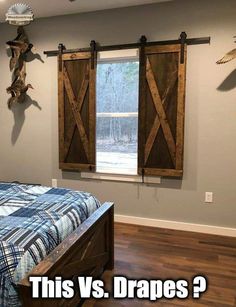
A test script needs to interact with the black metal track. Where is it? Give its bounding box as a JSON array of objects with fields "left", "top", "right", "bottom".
[{"left": 44, "top": 36, "right": 210, "bottom": 57}]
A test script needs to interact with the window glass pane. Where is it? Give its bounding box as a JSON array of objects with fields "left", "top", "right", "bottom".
[{"left": 96, "top": 59, "right": 139, "bottom": 175}]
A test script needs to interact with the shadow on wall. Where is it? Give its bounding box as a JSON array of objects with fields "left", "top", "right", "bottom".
[
  {"left": 11, "top": 95, "right": 42, "bottom": 145},
  {"left": 217, "top": 69, "right": 236, "bottom": 91},
  {"left": 6, "top": 46, "right": 44, "bottom": 144}
]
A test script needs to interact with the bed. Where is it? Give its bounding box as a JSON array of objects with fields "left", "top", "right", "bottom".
[{"left": 0, "top": 182, "right": 114, "bottom": 307}]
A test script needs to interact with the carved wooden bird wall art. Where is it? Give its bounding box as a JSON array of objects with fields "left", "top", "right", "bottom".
[
  {"left": 6, "top": 26, "right": 34, "bottom": 109},
  {"left": 217, "top": 48, "right": 236, "bottom": 64},
  {"left": 5, "top": 4, "right": 34, "bottom": 109},
  {"left": 216, "top": 38, "right": 236, "bottom": 64}
]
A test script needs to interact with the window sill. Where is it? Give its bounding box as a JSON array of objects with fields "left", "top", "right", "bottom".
[{"left": 81, "top": 172, "right": 161, "bottom": 184}]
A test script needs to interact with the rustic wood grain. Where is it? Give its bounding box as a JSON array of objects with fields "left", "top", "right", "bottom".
[
  {"left": 89, "top": 58, "right": 96, "bottom": 164},
  {"left": 84, "top": 223, "right": 236, "bottom": 307},
  {"left": 62, "top": 52, "right": 91, "bottom": 61},
  {"left": 58, "top": 56, "right": 65, "bottom": 164},
  {"left": 59, "top": 162, "right": 95, "bottom": 171},
  {"left": 146, "top": 57, "right": 176, "bottom": 166},
  {"left": 138, "top": 167, "right": 183, "bottom": 177},
  {"left": 144, "top": 116, "right": 161, "bottom": 164},
  {"left": 145, "top": 44, "right": 181, "bottom": 54},
  {"left": 176, "top": 45, "right": 187, "bottom": 170},
  {"left": 144, "top": 70, "right": 178, "bottom": 165},
  {"left": 63, "top": 66, "right": 90, "bottom": 159},
  {"left": 138, "top": 44, "right": 186, "bottom": 177},
  {"left": 137, "top": 41, "right": 147, "bottom": 175},
  {"left": 64, "top": 64, "right": 89, "bottom": 160},
  {"left": 58, "top": 49, "right": 96, "bottom": 171}
]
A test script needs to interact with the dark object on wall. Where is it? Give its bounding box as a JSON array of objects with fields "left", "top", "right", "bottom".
[
  {"left": 6, "top": 26, "right": 34, "bottom": 109},
  {"left": 18, "top": 202, "right": 114, "bottom": 307}
]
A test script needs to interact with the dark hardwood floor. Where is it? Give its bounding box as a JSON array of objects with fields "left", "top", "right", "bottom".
[{"left": 84, "top": 223, "right": 236, "bottom": 306}]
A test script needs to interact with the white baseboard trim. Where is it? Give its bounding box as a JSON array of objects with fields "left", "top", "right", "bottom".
[{"left": 115, "top": 214, "right": 236, "bottom": 237}]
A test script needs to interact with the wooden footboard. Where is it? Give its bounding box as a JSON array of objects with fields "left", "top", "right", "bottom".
[{"left": 18, "top": 202, "right": 114, "bottom": 307}]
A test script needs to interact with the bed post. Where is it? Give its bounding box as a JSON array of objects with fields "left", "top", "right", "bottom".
[{"left": 106, "top": 203, "right": 114, "bottom": 270}]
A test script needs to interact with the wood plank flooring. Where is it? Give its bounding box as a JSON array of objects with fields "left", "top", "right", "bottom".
[{"left": 84, "top": 223, "right": 236, "bottom": 306}]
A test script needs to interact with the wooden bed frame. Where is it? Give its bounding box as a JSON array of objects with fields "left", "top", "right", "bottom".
[{"left": 17, "top": 202, "right": 114, "bottom": 306}]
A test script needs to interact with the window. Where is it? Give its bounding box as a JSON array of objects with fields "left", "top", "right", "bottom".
[
  {"left": 96, "top": 50, "right": 139, "bottom": 175},
  {"left": 58, "top": 44, "right": 186, "bottom": 178}
]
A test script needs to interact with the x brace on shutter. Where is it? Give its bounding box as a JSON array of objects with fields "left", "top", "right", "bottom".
[
  {"left": 144, "top": 59, "right": 178, "bottom": 165},
  {"left": 63, "top": 64, "right": 90, "bottom": 160},
  {"left": 145, "top": 58, "right": 176, "bottom": 166}
]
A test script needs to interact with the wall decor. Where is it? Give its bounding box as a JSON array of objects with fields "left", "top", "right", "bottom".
[
  {"left": 217, "top": 39, "right": 236, "bottom": 64},
  {"left": 6, "top": 26, "right": 34, "bottom": 108},
  {"left": 6, "top": 3, "right": 34, "bottom": 26},
  {"left": 5, "top": 4, "right": 34, "bottom": 109},
  {"left": 45, "top": 34, "right": 210, "bottom": 177}
]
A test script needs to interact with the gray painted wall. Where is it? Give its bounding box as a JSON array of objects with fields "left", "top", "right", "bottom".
[{"left": 0, "top": 0, "right": 235, "bottom": 227}]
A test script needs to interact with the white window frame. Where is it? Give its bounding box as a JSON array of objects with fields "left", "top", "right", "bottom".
[{"left": 82, "top": 49, "right": 161, "bottom": 184}]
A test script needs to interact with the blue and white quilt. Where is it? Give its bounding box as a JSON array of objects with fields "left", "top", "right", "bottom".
[{"left": 0, "top": 182, "right": 101, "bottom": 307}]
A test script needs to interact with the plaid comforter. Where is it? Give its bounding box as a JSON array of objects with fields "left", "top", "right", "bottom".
[{"left": 0, "top": 182, "right": 101, "bottom": 306}]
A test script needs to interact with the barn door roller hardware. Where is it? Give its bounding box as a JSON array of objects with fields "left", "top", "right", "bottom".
[
  {"left": 90, "top": 40, "right": 97, "bottom": 70},
  {"left": 44, "top": 32, "right": 211, "bottom": 57},
  {"left": 180, "top": 31, "right": 187, "bottom": 64},
  {"left": 58, "top": 43, "right": 66, "bottom": 72},
  {"left": 57, "top": 41, "right": 97, "bottom": 70},
  {"left": 139, "top": 35, "right": 147, "bottom": 67}
]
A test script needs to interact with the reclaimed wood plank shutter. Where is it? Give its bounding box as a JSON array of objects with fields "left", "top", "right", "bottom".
[
  {"left": 58, "top": 51, "right": 96, "bottom": 171},
  {"left": 138, "top": 44, "right": 187, "bottom": 177}
]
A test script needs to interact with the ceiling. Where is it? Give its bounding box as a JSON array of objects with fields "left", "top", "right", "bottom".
[{"left": 0, "top": 0, "right": 172, "bottom": 22}]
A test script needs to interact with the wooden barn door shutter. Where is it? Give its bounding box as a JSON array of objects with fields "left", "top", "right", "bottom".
[
  {"left": 58, "top": 51, "right": 96, "bottom": 171},
  {"left": 138, "top": 44, "right": 186, "bottom": 177}
]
